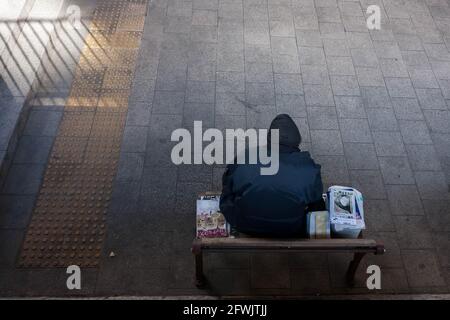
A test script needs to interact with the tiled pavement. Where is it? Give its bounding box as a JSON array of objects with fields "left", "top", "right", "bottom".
[{"left": 1, "top": 0, "right": 450, "bottom": 297}]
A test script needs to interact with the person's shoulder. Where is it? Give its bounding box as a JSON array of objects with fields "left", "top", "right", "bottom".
[{"left": 292, "top": 151, "right": 321, "bottom": 169}]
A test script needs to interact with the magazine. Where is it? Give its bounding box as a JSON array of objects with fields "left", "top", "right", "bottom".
[{"left": 196, "top": 193, "right": 230, "bottom": 238}]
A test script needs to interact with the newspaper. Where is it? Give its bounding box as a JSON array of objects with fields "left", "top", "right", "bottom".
[
  {"left": 328, "top": 186, "right": 365, "bottom": 229},
  {"left": 196, "top": 194, "right": 230, "bottom": 238}
]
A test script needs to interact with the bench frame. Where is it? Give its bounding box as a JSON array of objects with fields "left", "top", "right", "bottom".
[{"left": 191, "top": 237, "right": 385, "bottom": 288}]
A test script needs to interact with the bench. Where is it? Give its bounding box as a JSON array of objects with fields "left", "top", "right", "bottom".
[{"left": 191, "top": 236, "right": 385, "bottom": 288}]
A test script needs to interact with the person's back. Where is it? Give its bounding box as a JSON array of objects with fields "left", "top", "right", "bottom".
[{"left": 220, "top": 114, "right": 324, "bottom": 237}]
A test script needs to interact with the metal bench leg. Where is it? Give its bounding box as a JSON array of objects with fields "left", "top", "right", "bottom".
[
  {"left": 194, "top": 251, "right": 206, "bottom": 288},
  {"left": 346, "top": 252, "right": 366, "bottom": 287}
]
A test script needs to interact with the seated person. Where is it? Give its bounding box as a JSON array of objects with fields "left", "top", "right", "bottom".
[{"left": 220, "top": 114, "right": 325, "bottom": 237}]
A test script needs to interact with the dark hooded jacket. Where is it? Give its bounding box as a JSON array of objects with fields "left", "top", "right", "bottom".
[{"left": 220, "top": 114, "right": 324, "bottom": 237}]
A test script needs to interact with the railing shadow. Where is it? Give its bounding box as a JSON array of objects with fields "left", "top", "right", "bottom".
[{"left": 0, "top": 14, "right": 108, "bottom": 106}]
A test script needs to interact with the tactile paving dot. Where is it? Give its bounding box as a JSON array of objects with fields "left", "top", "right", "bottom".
[{"left": 19, "top": 0, "right": 149, "bottom": 268}]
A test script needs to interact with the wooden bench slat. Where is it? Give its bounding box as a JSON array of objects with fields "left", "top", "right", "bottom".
[{"left": 194, "top": 238, "right": 382, "bottom": 253}]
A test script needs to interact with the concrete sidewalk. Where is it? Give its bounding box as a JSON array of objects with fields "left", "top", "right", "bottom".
[{"left": 0, "top": 0, "right": 449, "bottom": 297}]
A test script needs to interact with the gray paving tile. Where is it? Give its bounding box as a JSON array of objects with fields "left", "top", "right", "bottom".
[
  {"left": 355, "top": 67, "right": 385, "bottom": 87},
  {"left": 373, "top": 41, "right": 403, "bottom": 59},
  {"left": 192, "top": 9, "right": 217, "bottom": 26},
  {"left": 244, "top": 45, "right": 272, "bottom": 64},
  {"left": 396, "top": 34, "right": 423, "bottom": 51},
  {"left": 269, "top": 19, "right": 295, "bottom": 37},
  {"left": 361, "top": 86, "right": 392, "bottom": 109},
  {"left": 379, "top": 59, "right": 409, "bottom": 77},
  {"left": 385, "top": 77, "right": 416, "bottom": 98},
  {"left": 424, "top": 43, "right": 450, "bottom": 62},
  {"left": 351, "top": 48, "right": 379, "bottom": 67},
  {"left": 194, "top": 0, "right": 218, "bottom": 10},
  {"left": 168, "top": 1, "right": 193, "bottom": 17},
  {"left": 319, "top": 22, "right": 346, "bottom": 39},
  {"left": 406, "top": 144, "right": 442, "bottom": 171},
  {"left": 13, "top": 136, "right": 53, "bottom": 164},
  {"left": 327, "top": 56, "right": 355, "bottom": 76},
  {"left": 386, "top": 184, "right": 425, "bottom": 216},
  {"left": 0, "top": 230, "right": 24, "bottom": 268},
  {"left": 424, "top": 110, "right": 450, "bottom": 133},
  {"left": 298, "top": 47, "right": 326, "bottom": 65},
  {"left": 216, "top": 72, "right": 245, "bottom": 93},
  {"left": 311, "top": 130, "right": 344, "bottom": 156},
  {"left": 274, "top": 73, "right": 304, "bottom": 95},
  {"left": 373, "top": 131, "right": 406, "bottom": 156},
  {"left": 367, "top": 108, "right": 399, "bottom": 131},
  {"left": 423, "top": 200, "right": 450, "bottom": 232},
  {"left": 293, "top": 12, "right": 319, "bottom": 31},
  {"left": 317, "top": 6, "right": 341, "bottom": 23},
  {"left": 272, "top": 54, "right": 301, "bottom": 73},
  {"left": 431, "top": 132, "right": 450, "bottom": 158},
  {"left": 215, "top": 92, "right": 246, "bottom": 115},
  {"left": 164, "top": 16, "right": 192, "bottom": 34},
  {"left": 349, "top": 169, "right": 387, "bottom": 199},
  {"left": 402, "top": 250, "right": 447, "bottom": 287},
  {"left": 292, "top": 117, "right": 311, "bottom": 143},
  {"left": 433, "top": 232, "right": 450, "bottom": 268},
  {"left": 307, "top": 107, "right": 339, "bottom": 130},
  {"left": 117, "top": 152, "right": 145, "bottom": 181},
  {"left": 330, "top": 75, "right": 360, "bottom": 96},
  {"left": 152, "top": 90, "right": 185, "bottom": 115},
  {"left": 190, "top": 25, "right": 218, "bottom": 42},
  {"left": 399, "top": 120, "right": 433, "bottom": 145},
  {"left": 276, "top": 94, "right": 307, "bottom": 117},
  {"left": 186, "top": 80, "right": 215, "bottom": 103},
  {"left": 323, "top": 38, "right": 350, "bottom": 56},
  {"left": 126, "top": 102, "right": 152, "bottom": 127},
  {"left": 438, "top": 79, "right": 450, "bottom": 99},
  {"left": 108, "top": 181, "right": 141, "bottom": 216},
  {"left": 217, "top": 51, "right": 244, "bottom": 72},
  {"left": 339, "top": 118, "right": 372, "bottom": 143},
  {"left": 347, "top": 31, "right": 373, "bottom": 49},
  {"left": 409, "top": 68, "right": 439, "bottom": 89},
  {"left": 364, "top": 199, "right": 395, "bottom": 232},
  {"left": 245, "top": 62, "right": 273, "bottom": 83},
  {"left": 394, "top": 216, "right": 435, "bottom": 249},
  {"left": 301, "top": 65, "right": 330, "bottom": 85},
  {"left": 402, "top": 51, "right": 431, "bottom": 69},
  {"left": 342, "top": 15, "right": 367, "bottom": 32},
  {"left": 416, "top": 88, "right": 447, "bottom": 110},
  {"left": 314, "top": 154, "right": 350, "bottom": 187},
  {"left": 247, "top": 109, "right": 278, "bottom": 131},
  {"left": 218, "top": 1, "right": 243, "bottom": 20},
  {"left": 183, "top": 103, "right": 214, "bottom": 129},
  {"left": 246, "top": 82, "right": 275, "bottom": 105},
  {"left": 295, "top": 30, "right": 322, "bottom": 47},
  {"left": 122, "top": 124, "right": 148, "bottom": 153},
  {"left": 0, "top": 195, "right": 34, "bottom": 229},
  {"left": 244, "top": 20, "right": 270, "bottom": 46},
  {"left": 379, "top": 156, "right": 415, "bottom": 185},
  {"left": 213, "top": 118, "right": 247, "bottom": 142},
  {"left": 23, "top": 110, "right": 63, "bottom": 137},
  {"left": 391, "top": 97, "right": 424, "bottom": 121},
  {"left": 2, "top": 164, "right": 45, "bottom": 195},
  {"left": 414, "top": 171, "right": 450, "bottom": 200},
  {"left": 304, "top": 84, "right": 335, "bottom": 106},
  {"left": 344, "top": 143, "right": 378, "bottom": 169},
  {"left": 335, "top": 96, "right": 366, "bottom": 119}
]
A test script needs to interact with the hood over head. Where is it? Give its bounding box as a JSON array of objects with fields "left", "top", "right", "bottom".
[{"left": 268, "top": 114, "right": 302, "bottom": 150}]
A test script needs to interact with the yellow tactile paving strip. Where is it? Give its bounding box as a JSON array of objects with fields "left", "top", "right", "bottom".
[{"left": 19, "top": 0, "right": 148, "bottom": 268}]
